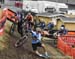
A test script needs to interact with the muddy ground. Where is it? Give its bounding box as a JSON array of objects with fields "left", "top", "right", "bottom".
[{"left": 0, "top": 21, "right": 72, "bottom": 59}]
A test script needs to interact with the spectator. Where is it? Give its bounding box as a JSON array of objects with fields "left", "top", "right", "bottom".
[
  {"left": 40, "top": 21, "right": 45, "bottom": 29},
  {"left": 47, "top": 22, "right": 54, "bottom": 30},
  {"left": 53, "top": 25, "right": 68, "bottom": 38},
  {"left": 34, "top": 19, "right": 38, "bottom": 30},
  {"left": 57, "top": 26, "right": 68, "bottom": 36}
]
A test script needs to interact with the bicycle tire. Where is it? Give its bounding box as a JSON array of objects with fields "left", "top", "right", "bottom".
[{"left": 15, "top": 34, "right": 28, "bottom": 47}]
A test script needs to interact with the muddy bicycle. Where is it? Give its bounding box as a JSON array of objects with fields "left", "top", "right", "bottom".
[{"left": 14, "top": 21, "right": 32, "bottom": 47}]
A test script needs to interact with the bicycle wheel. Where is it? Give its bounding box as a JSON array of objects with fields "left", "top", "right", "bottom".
[{"left": 15, "top": 34, "right": 28, "bottom": 47}]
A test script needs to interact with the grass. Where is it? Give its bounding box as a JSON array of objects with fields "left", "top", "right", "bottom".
[{"left": 0, "top": 20, "right": 12, "bottom": 50}]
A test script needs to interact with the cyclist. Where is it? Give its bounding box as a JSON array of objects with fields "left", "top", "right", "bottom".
[
  {"left": 40, "top": 20, "right": 45, "bottom": 29},
  {"left": 31, "top": 28, "right": 48, "bottom": 57},
  {"left": 25, "top": 12, "right": 33, "bottom": 31}
]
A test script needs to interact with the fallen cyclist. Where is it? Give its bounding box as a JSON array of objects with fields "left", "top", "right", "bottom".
[{"left": 24, "top": 12, "right": 34, "bottom": 31}]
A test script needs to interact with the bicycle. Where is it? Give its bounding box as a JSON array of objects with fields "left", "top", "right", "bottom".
[{"left": 15, "top": 21, "right": 32, "bottom": 47}]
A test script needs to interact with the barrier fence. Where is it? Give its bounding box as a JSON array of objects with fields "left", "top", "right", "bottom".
[
  {"left": 0, "top": 16, "right": 6, "bottom": 36},
  {"left": 57, "top": 34, "right": 75, "bottom": 59},
  {"left": 68, "top": 31, "right": 75, "bottom": 35}
]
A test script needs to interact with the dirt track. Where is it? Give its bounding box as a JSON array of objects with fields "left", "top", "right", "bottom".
[
  {"left": 0, "top": 21, "right": 72, "bottom": 59},
  {"left": 0, "top": 31, "right": 71, "bottom": 59},
  {"left": 0, "top": 30, "right": 44, "bottom": 59},
  {"left": 0, "top": 22, "right": 45, "bottom": 59}
]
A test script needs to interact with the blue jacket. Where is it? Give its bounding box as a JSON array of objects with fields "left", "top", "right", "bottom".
[
  {"left": 31, "top": 31, "right": 42, "bottom": 44},
  {"left": 58, "top": 29, "right": 68, "bottom": 35}
]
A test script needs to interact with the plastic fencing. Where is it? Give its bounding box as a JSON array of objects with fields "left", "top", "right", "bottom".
[
  {"left": 0, "top": 16, "right": 6, "bottom": 36},
  {"left": 68, "top": 31, "right": 75, "bottom": 35},
  {"left": 57, "top": 35, "right": 75, "bottom": 59}
]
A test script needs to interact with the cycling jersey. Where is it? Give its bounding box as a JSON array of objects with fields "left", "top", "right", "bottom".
[
  {"left": 25, "top": 13, "right": 33, "bottom": 22},
  {"left": 32, "top": 31, "right": 42, "bottom": 44},
  {"left": 27, "top": 15, "right": 32, "bottom": 21},
  {"left": 31, "top": 30, "right": 42, "bottom": 41}
]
